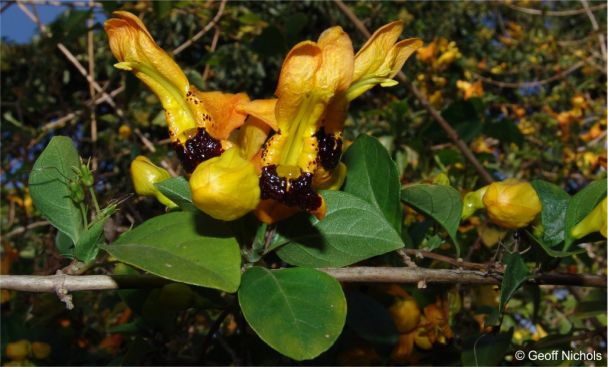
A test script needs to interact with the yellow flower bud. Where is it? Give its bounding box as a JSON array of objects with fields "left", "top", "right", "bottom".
[
  {"left": 5, "top": 340, "right": 31, "bottom": 361},
  {"left": 571, "top": 197, "right": 607, "bottom": 239},
  {"left": 390, "top": 298, "right": 421, "bottom": 333},
  {"left": 31, "top": 342, "right": 51, "bottom": 360},
  {"left": 482, "top": 179, "right": 541, "bottom": 229},
  {"left": 190, "top": 148, "right": 260, "bottom": 221},
  {"left": 118, "top": 124, "right": 132, "bottom": 139},
  {"left": 130, "top": 156, "right": 176, "bottom": 208},
  {"left": 462, "top": 186, "right": 488, "bottom": 220}
]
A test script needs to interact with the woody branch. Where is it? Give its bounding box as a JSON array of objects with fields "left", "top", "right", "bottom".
[{"left": 0, "top": 268, "right": 605, "bottom": 293}]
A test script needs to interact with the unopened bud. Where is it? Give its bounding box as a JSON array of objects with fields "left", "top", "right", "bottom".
[
  {"left": 571, "top": 197, "right": 607, "bottom": 239},
  {"left": 190, "top": 148, "right": 260, "bottom": 221},
  {"left": 130, "top": 156, "right": 176, "bottom": 208},
  {"left": 482, "top": 179, "right": 541, "bottom": 229}
]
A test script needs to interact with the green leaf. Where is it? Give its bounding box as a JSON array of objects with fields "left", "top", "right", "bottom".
[
  {"left": 401, "top": 184, "right": 462, "bottom": 256},
  {"left": 73, "top": 216, "right": 105, "bottom": 262},
  {"left": 499, "top": 253, "right": 530, "bottom": 313},
  {"left": 155, "top": 176, "right": 197, "bottom": 211},
  {"left": 343, "top": 134, "right": 403, "bottom": 232},
  {"left": 346, "top": 291, "right": 399, "bottom": 346},
  {"left": 55, "top": 231, "right": 74, "bottom": 258},
  {"left": 73, "top": 205, "right": 117, "bottom": 262},
  {"left": 461, "top": 330, "right": 513, "bottom": 366},
  {"left": 29, "top": 136, "right": 84, "bottom": 245},
  {"left": 101, "top": 212, "right": 241, "bottom": 292},
  {"left": 564, "top": 179, "right": 607, "bottom": 250},
  {"left": 275, "top": 191, "right": 404, "bottom": 267},
  {"left": 531, "top": 180, "right": 570, "bottom": 247},
  {"left": 526, "top": 231, "right": 584, "bottom": 258},
  {"left": 238, "top": 267, "right": 346, "bottom": 360}
]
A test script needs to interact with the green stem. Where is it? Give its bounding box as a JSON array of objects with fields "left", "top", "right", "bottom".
[
  {"left": 79, "top": 203, "right": 88, "bottom": 228},
  {"left": 88, "top": 187, "right": 101, "bottom": 218}
]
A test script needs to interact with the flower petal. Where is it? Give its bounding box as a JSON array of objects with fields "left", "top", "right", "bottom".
[
  {"left": 237, "top": 117, "right": 271, "bottom": 161},
  {"left": 105, "top": 11, "right": 189, "bottom": 94},
  {"left": 236, "top": 99, "right": 278, "bottom": 131},
  {"left": 275, "top": 41, "right": 322, "bottom": 130},
  {"left": 387, "top": 38, "right": 423, "bottom": 78},
  {"left": 313, "top": 162, "right": 347, "bottom": 190},
  {"left": 254, "top": 199, "right": 301, "bottom": 224},
  {"left": 315, "top": 26, "right": 354, "bottom": 95},
  {"left": 196, "top": 91, "right": 250, "bottom": 140},
  {"left": 352, "top": 20, "right": 403, "bottom": 82},
  {"left": 105, "top": 11, "right": 208, "bottom": 143}
]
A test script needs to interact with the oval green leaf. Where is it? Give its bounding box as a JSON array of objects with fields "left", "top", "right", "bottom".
[
  {"left": 28, "top": 136, "right": 83, "bottom": 245},
  {"left": 531, "top": 180, "right": 570, "bottom": 247},
  {"left": 275, "top": 191, "right": 404, "bottom": 267},
  {"left": 401, "top": 184, "right": 462, "bottom": 255},
  {"left": 101, "top": 212, "right": 241, "bottom": 292},
  {"left": 238, "top": 267, "right": 346, "bottom": 361},
  {"left": 343, "top": 134, "right": 403, "bottom": 232}
]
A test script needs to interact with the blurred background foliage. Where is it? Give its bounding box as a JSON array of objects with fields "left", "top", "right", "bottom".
[{"left": 1, "top": 1, "right": 606, "bottom": 365}]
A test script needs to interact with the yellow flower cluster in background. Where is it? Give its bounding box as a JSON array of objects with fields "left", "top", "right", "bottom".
[
  {"left": 389, "top": 291, "right": 454, "bottom": 363},
  {"left": 4, "top": 340, "right": 51, "bottom": 366}
]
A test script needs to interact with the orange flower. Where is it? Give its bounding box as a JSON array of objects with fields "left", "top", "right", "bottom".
[
  {"left": 456, "top": 80, "right": 484, "bottom": 100},
  {"left": 105, "top": 11, "right": 251, "bottom": 171},
  {"left": 106, "top": 11, "right": 267, "bottom": 220},
  {"left": 256, "top": 22, "right": 421, "bottom": 222},
  {"left": 106, "top": 13, "right": 421, "bottom": 222}
]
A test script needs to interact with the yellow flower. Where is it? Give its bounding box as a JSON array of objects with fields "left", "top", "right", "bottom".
[
  {"left": 130, "top": 156, "right": 177, "bottom": 208},
  {"left": 416, "top": 302, "right": 453, "bottom": 347},
  {"left": 429, "top": 38, "right": 461, "bottom": 69},
  {"left": 106, "top": 11, "right": 267, "bottom": 220},
  {"left": 571, "top": 197, "right": 607, "bottom": 239},
  {"left": 105, "top": 11, "right": 251, "bottom": 172},
  {"left": 347, "top": 21, "right": 422, "bottom": 100},
  {"left": 390, "top": 297, "right": 421, "bottom": 333},
  {"left": 118, "top": 124, "right": 132, "bottom": 139},
  {"left": 190, "top": 148, "right": 260, "bottom": 221},
  {"left": 482, "top": 179, "right": 541, "bottom": 229},
  {"left": 256, "top": 22, "right": 420, "bottom": 223},
  {"left": 416, "top": 38, "right": 437, "bottom": 63},
  {"left": 5, "top": 340, "right": 31, "bottom": 361},
  {"left": 456, "top": 80, "right": 484, "bottom": 100},
  {"left": 106, "top": 13, "right": 421, "bottom": 222}
]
